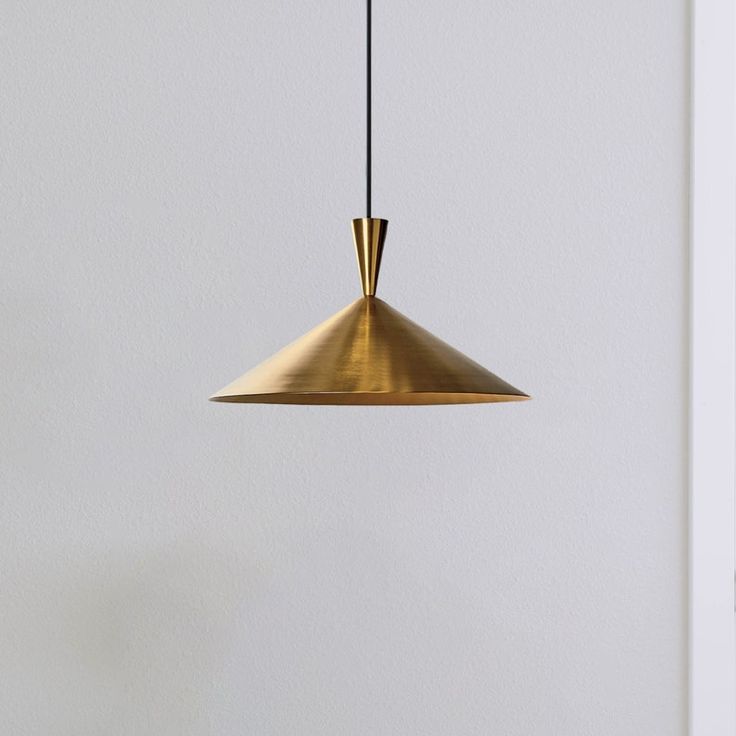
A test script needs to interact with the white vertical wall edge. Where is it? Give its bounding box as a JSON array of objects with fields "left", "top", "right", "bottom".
[{"left": 690, "top": 1, "right": 736, "bottom": 734}]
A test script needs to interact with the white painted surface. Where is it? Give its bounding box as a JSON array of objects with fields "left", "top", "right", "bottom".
[
  {"left": 0, "top": 2, "right": 688, "bottom": 734},
  {"left": 690, "top": 1, "right": 736, "bottom": 734}
]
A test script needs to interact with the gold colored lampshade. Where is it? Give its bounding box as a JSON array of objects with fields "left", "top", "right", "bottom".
[{"left": 210, "top": 219, "right": 529, "bottom": 405}]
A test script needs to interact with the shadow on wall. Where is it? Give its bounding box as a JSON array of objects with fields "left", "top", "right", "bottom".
[{"left": 67, "top": 539, "right": 257, "bottom": 732}]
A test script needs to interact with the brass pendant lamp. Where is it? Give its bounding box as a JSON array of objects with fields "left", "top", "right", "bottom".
[{"left": 210, "top": 1, "right": 529, "bottom": 406}]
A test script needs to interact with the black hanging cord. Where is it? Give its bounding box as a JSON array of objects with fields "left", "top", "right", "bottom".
[{"left": 366, "top": 0, "right": 372, "bottom": 217}]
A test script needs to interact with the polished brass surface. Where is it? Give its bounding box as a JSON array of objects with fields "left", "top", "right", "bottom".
[
  {"left": 352, "top": 218, "right": 387, "bottom": 296},
  {"left": 210, "top": 217, "right": 529, "bottom": 405},
  {"left": 210, "top": 296, "right": 529, "bottom": 405}
]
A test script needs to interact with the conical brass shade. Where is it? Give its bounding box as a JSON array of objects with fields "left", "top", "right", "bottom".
[
  {"left": 210, "top": 219, "right": 528, "bottom": 406},
  {"left": 210, "top": 297, "right": 528, "bottom": 405}
]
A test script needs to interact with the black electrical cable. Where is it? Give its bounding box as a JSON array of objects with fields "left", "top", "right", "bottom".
[{"left": 366, "top": 0, "right": 372, "bottom": 217}]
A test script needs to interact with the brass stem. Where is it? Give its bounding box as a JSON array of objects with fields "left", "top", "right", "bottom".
[{"left": 352, "top": 218, "right": 388, "bottom": 296}]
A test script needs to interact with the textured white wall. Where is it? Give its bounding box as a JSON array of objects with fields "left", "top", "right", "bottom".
[{"left": 0, "top": 2, "right": 688, "bottom": 734}]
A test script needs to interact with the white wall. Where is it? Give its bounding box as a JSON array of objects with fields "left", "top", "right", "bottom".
[{"left": 0, "top": 2, "right": 688, "bottom": 734}]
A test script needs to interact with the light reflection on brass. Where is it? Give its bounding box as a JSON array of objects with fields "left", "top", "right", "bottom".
[{"left": 210, "top": 241, "right": 530, "bottom": 405}]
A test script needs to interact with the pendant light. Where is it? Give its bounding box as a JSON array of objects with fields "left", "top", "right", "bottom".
[{"left": 210, "top": 1, "right": 529, "bottom": 406}]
